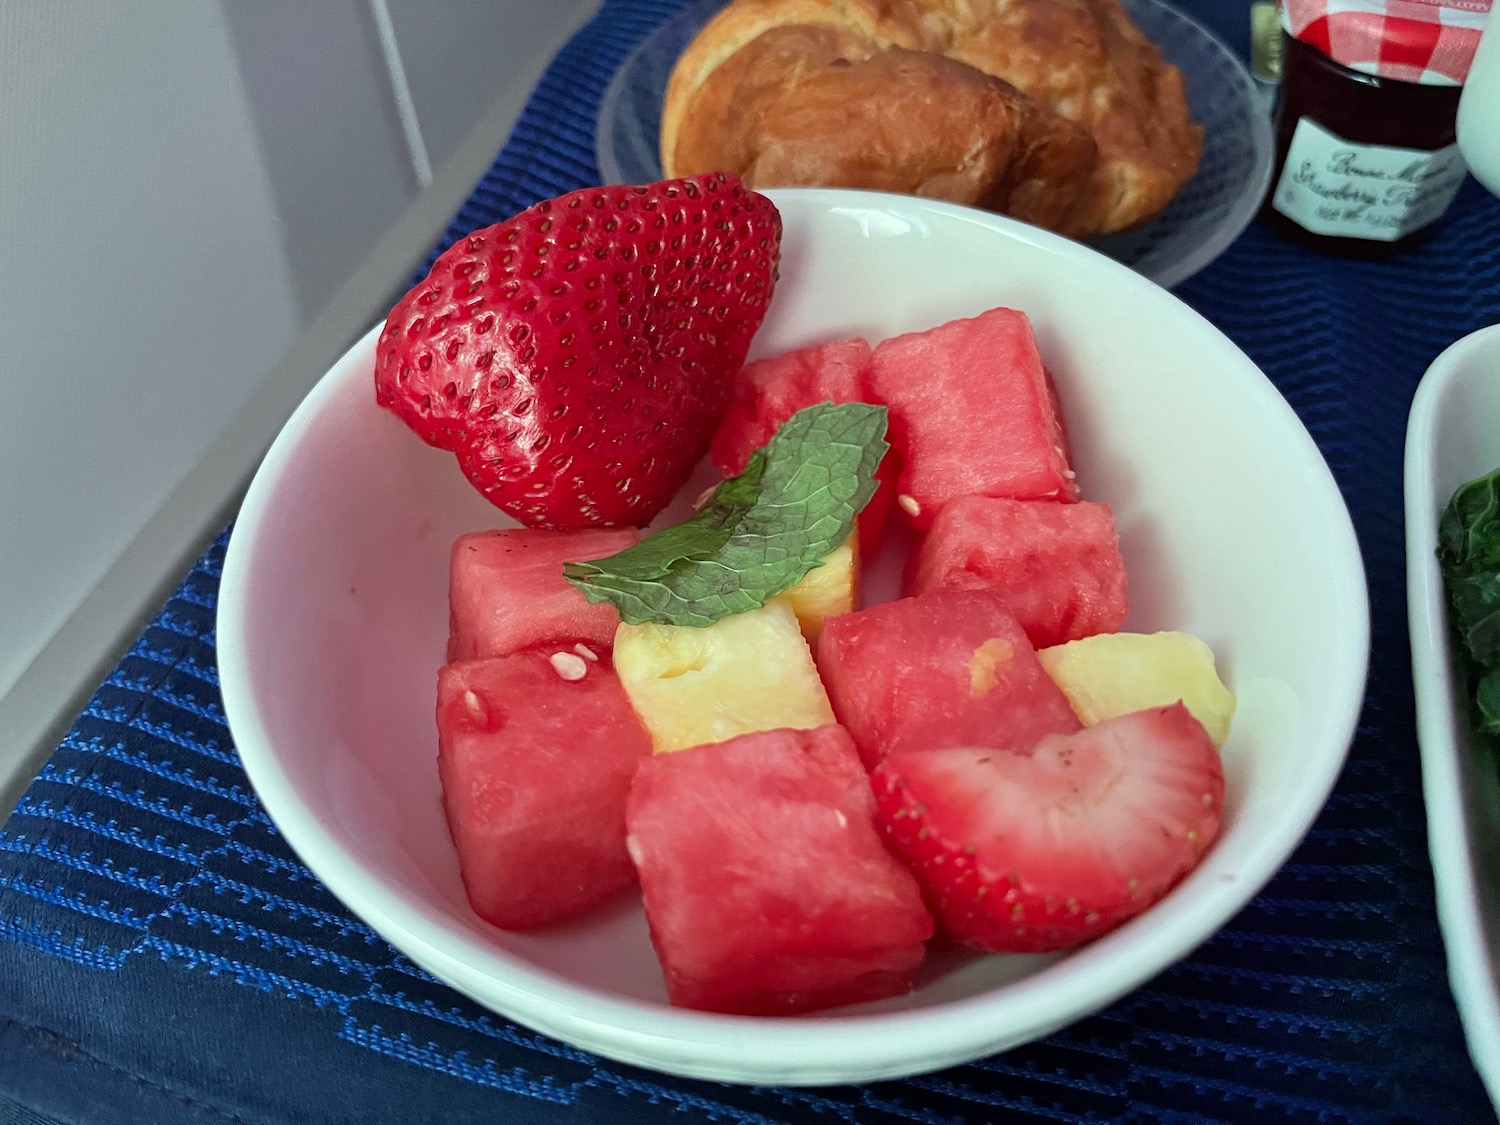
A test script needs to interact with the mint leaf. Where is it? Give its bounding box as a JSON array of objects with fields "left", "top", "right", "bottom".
[
  {"left": 563, "top": 401, "right": 888, "bottom": 626},
  {"left": 1439, "top": 465, "right": 1500, "bottom": 776},
  {"left": 565, "top": 455, "right": 766, "bottom": 583},
  {"left": 1442, "top": 466, "right": 1500, "bottom": 665}
]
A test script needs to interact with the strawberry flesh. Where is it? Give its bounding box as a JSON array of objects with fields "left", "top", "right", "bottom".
[
  {"left": 375, "top": 174, "right": 782, "bottom": 528},
  {"left": 872, "top": 703, "right": 1224, "bottom": 953}
]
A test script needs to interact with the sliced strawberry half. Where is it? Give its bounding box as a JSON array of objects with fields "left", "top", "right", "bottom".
[
  {"left": 871, "top": 703, "right": 1224, "bottom": 953},
  {"left": 375, "top": 174, "right": 782, "bottom": 529}
]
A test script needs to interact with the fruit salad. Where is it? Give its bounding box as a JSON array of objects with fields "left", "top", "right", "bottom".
[{"left": 377, "top": 174, "right": 1236, "bottom": 1017}]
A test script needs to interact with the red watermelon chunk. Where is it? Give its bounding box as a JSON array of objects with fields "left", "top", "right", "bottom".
[
  {"left": 437, "top": 648, "right": 651, "bottom": 930},
  {"left": 625, "top": 724, "right": 933, "bottom": 1015},
  {"left": 906, "top": 496, "right": 1129, "bottom": 648},
  {"left": 869, "top": 307, "right": 1077, "bottom": 530},
  {"left": 709, "top": 337, "right": 897, "bottom": 556},
  {"left": 448, "top": 527, "right": 638, "bottom": 661},
  {"left": 711, "top": 338, "right": 873, "bottom": 473},
  {"left": 816, "top": 588, "right": 1081, "bottom": 769}
]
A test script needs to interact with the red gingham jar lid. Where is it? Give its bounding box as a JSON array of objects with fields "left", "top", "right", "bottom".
[{"left": 1280, "top": 0, "right": 1493, "bottom": 84}]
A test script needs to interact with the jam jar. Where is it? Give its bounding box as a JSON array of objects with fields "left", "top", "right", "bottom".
[{"left": 1264, "top": 0, "right": 1493, "bottom": 257}]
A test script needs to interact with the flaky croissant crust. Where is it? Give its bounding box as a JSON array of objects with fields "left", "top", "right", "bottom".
[{"left": 660, "top": 0, "right": 1204, "bottom": 238}]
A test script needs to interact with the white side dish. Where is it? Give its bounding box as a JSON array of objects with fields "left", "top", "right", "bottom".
[{"left": 1405, "top": 322, "right": 1500, "bottom": 1114}]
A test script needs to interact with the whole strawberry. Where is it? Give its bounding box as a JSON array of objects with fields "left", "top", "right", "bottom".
[{"left": 375, "top": 174, "right": 781, "bottom": 528}]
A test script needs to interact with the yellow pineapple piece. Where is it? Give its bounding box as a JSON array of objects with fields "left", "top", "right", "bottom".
[
  {"left": 613, "top": 600, "right": 835, "bottom": 754},
  {"left": 773, "top": 535, "right": 857, "bottom": 647},
  {"left": 1037, "top": 631, "right": 1236, "bottom": 745}
]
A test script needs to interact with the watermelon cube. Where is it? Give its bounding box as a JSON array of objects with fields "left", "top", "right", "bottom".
[
  {"left": 816, "top": 588, "right": 1081, "bottom": 768},
  {"left": 625, "top": 724, "right": 933, "bottom": 1014},
  {"left": 437, "top": 647, "right": 652, "bottom": 930},
  {"left": 869, "top": 307, "right": 1077, "bottom": 529},
  {"left": 448, "top": 527, "right": 638, "bottom": 661},
  {"left": 709, "top": 337, "right": 897, "bottom": 555},
  {"left": 906, "top": 496, "right": 1129, "bottom": 648}
]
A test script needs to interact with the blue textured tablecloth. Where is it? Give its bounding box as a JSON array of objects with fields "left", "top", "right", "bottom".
[{"left": 5, "top": 2, "right": 1500, "bottom": 1122}]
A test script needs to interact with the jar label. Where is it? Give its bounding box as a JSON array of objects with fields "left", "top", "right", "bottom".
[{"left": 1271, "top": 117, "right": 1469, "bottom": 241}]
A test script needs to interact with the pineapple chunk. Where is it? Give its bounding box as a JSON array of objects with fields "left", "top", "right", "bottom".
[
  {"left": 1037, "top": 631, "right": 1236, "bottom": 745},
  {"left": 614, "top": 600, "right": 836, "bottom": 754},
  {"left": 774, "top": 536, "right": 857, "bottom": 647}
]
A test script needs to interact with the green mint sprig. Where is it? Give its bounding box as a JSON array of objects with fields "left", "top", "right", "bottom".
[
  {"left": 1441, "top": 465, "right": 1500, "bottom": 739},
  {"left": 563, "top": 401, "right": 888, "bottom": 627}
]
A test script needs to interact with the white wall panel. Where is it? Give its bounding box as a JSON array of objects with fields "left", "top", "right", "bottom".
[
  {"left": 384, "top": 0, "right": 600, "bottom": 172},
  {"left": 0, "top": 0, "right": 298, "bottom": 698},
  {"left": 0, "top": 0, "right": 601, "bottom": 814},
  {"left": 219, "top": 0, "right": 422, "bottom": 314}
]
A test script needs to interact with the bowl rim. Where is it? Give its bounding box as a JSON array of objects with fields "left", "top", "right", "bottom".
[
  {"left": 218, "top": 187, "right": 1369, "bottom": 1086},
  {"left": 591, "top": 0, "right": 1275, "bottom": 290}
]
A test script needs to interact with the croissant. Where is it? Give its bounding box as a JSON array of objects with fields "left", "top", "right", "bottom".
[{"left": 659, "top": 0, "right": 1204, "bottom": 238}]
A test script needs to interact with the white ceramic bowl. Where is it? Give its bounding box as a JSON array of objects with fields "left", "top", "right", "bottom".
[
  {"left": 217, "top": 188, "right": 1369, "bottom": 1086},
  {"left": 1405, "top": 323, "right": 1500, "bottom": 1115}
]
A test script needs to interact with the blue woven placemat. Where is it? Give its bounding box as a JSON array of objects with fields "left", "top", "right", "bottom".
[{"left": 4, "top": 2, "right": 1500, "bottom": 1122}]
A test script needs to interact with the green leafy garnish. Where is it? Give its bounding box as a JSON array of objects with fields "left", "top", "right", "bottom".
[
  {"left": 563, "top": 401, "right": 888, "bottom": 627},
  {"left": 1440, "top": 466, "right": 1500, "bottom": 743}
]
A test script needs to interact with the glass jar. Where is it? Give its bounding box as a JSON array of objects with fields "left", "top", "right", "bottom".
[{"left": 1262, "top": 0, "right": 1488, "bottom": 257}]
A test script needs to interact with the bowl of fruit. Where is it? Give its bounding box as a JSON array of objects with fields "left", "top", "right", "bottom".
[{"left": 217, "top": 176, "right": 1369, "bottom": 1086}]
